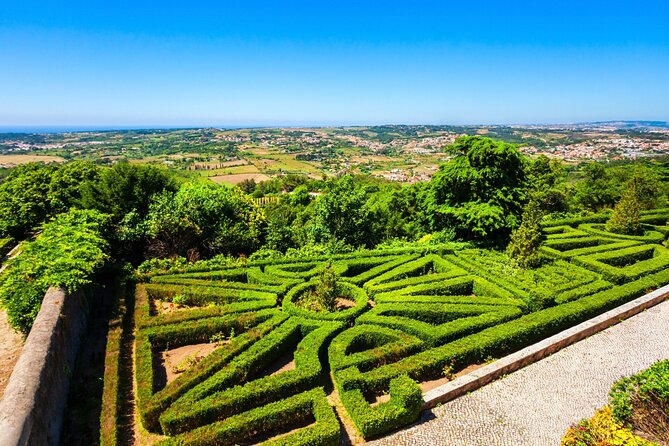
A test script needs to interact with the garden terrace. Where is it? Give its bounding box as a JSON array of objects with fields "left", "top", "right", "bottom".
[{"left": 103, "top": 210, "right": 669, "bottom": 445}]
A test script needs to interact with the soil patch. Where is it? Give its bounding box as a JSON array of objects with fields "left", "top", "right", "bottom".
[
  {"left": 336, "top": 298, "right": 356, "bottom": 310},
  {"left": 0, "top": 309, "right": 24, "bottom": 396},
  {"left": 155, "top": 343, "right": 219, "bottom": 388},
  {"left": 209, "top": 173, "right": 271, "bottom": 185}
]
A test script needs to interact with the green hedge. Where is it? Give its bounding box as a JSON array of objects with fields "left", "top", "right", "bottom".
[
  {"left": 336, "top": 373, "right": 422, "bottom": 440},
  {"left": 0, "top": 237, "right": 13, "bottom": 260},
  {"left": 328, "top": 325, "right": 424, "bottom": 373},
  {"left": 282, "top": 281, "right": 369, "bottom": 322},
  {"left": 159, "top": 319, "right": 344, "bottom": 435},
  {"left": 363, "top": 254, "right": 462, "bottom": 291},
  {"left": 540, "top": 238, "right": 641, "bottom": 259},
  {"left": 543, "top": 225, "right": 590, "bottom": 239},
  {"left": 99, "top": 287, "right": 131, "bottom": 446},
  {"left": 336, "top": 267, "right": 669, "bottom": 397},
  {"left": 157, "top": 388, "right": 340, "bottom": 446},
  {"left": 579, "top": 224, "right": 665, "bottom": 244},
  {"left": 573, "top": 245, "right": 669, "bottom": 284},
  {"left": 357, "top": 302, "right": 523, "bottom": 347}
]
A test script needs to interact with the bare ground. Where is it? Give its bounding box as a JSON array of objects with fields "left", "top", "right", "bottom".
[{"left": 0, "top": 309, "right": 24, "bottom": 397}]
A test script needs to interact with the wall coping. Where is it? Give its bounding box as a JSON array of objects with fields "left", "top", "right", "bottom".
[{"left": 423, "top": 283, "right": 669, "bottom": 409}]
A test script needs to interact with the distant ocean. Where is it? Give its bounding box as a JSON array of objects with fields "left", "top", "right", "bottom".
[{"left": 0, "top": 125, "right": 255, "bottom": 134}]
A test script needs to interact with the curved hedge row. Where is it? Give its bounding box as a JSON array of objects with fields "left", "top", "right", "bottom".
[{"left": 123, "top": 231, "right": 669, "bottom": 445}]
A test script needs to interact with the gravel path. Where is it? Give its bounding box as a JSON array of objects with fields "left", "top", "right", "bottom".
[{"left": 369, "top": 299, "right": 669, "bottom": 446}]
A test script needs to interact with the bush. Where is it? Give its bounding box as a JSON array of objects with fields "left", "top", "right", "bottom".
[
  {"left": 609, "top": 360, "right": 669, "bottom": 442},
  {"left": 0, "top": 209, "right": 109, "bottom": 334},
  {"left": 507, "top": 199, "right": 545, "bottom": 268}
]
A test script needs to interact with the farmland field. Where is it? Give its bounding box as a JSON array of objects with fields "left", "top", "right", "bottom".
[{"left": 101, "top": 209, "right": 669, "bottom": 445}]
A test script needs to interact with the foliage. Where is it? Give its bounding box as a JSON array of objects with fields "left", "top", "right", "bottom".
[
  {"left": 561, "top": 406, "right": 655, "bottom": 446},
  {"left": 424, "top": 136, "right": 528, "bottom": 242},
  {"left": 142, "top": 182, "right": 265, "bottom": 259},
  {"left": 609, "top": 360, "right": 669, "bottom": 442},
  {"left": 296, "top": 262, "right": 340, "bottom": 312},
  {"left": 0, "top": 163, "right": 57, "bottom": 238},
  {"left": 606, "top": 175, "right": 645, "bottom": 235},
  {"left": 507, "top": 199, "right": 545, "bottom": 268},
  {"left": 80, "top": 162, "right": 178, "bottom": 221},
  {"left": 0, "top": 209, "right": 110, "bottom": 333},
  {"left": 309, "top": 175, "right": 375, "bottom": 247}
]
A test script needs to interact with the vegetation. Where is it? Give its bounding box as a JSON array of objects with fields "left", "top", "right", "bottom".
[
  {"left": 1, "top": 133, "right": 669, "bottom": 445},
  {"left": 563, "top": 360, "right": 669, "bottom": 445},
  {"left": 0, "top": 209, "right": 109, "bottom": 333}
]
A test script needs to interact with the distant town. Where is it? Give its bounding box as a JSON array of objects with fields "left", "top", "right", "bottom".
[{"left": 1, "top": 121, "right": 668, "bottom": 185}]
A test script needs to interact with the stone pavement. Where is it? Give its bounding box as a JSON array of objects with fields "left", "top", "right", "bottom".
[{"left": 369, "top": 299, "right": 669, "bottom": 446}]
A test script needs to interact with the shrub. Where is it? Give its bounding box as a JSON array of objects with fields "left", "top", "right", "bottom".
[
  {"left": 0, "top": 209, "right": 109, "bottom": 334},
  {"left": 507, "top": 199, "right": 545, "bottom": 268},
  {"left": 609, "top": 360, "right": 669, "bottom": 442}
]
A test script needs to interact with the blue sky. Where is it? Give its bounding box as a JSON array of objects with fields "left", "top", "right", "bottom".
[{"left": 1, "top": 0, "right": 668, "bottom": 128}]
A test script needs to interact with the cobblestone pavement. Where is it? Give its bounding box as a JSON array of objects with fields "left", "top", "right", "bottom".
[{"left": 368, "top": 299, "right": 669, "bottom": 446}]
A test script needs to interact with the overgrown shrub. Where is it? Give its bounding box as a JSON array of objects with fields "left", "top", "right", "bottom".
[{"left": 0, "top": 209, "right": 109, "bottom": 334}]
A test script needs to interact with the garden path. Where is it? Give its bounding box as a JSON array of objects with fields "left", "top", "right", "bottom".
[
  {"left": 0, "top": 309, "right": 24, "bottom": 396},
  {"left": 368, "top": 299, "right": 669, "bottom": 446}
]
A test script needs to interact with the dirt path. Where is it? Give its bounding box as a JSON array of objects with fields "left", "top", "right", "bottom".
[{"left": 0, "top": 309, "right": 24, "bottom": 397}]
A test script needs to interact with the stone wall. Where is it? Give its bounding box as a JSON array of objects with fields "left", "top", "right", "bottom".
[{"left": 0, "top": 287, "right": 91, "bottom": 446}]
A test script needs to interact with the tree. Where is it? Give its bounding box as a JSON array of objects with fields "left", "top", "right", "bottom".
[
  {"left": 0, "top": 163, "right": 56, "bottom": 238},
  {"left": 80, "top": 162, "right": 177, "bottom": 220},
  {"left": 527, "top": 155, "right": 569, "bottom": 213},
  {"left": 309, "top": 176, "right": 374, "bottom": 247},
  {"left": 424, "top": 136, "right": 528, "bottom": 242},
  {"left": 606, "top": 177, "right": 643, "bottom": 235},
  {"left": 574, "top": 162, "right": 618, "bottom": 211},
  {"left": 507, "top": 199, "right": 545, "bottom": 268},
  {"left": 142, "top": 183, "right": 265, "bottom": 259},
  {"left": 0, "top": 209, "right": 110, "bottom": 334}
]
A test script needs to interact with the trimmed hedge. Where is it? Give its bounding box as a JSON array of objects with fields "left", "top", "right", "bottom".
[
  {"left": 573, "top": 244, "right": 669, "bottom": 284},
  {"left": 357, "top": 302, "right": 523, "bottom": 347},
  {"left": 159, "top": 319, "right": 344, "bottom": 435},
  {"left": 282, "top": 281, "right": 369, "bottom": 322},
  {"left": 99, "top": 286, "right": 131, "bottom": 446},
  {"left": 157, "top": 388, "right": 340, "bottom": 446},
  {"left": 122, "top": 235, "right": 669, "bottom": 443},
  {"left": 328, "top": 325, "right": 424, "bottom": 373},
  {"left": 579, "top": 223, "right": 665, "bottom": 244},
  {"left": 335, "top": 267, "right": 669, "bottom": 397},
  {"left": 0, "top": 237, "right": 13, "bottom": 260},
  {"left": 336, "top": 373, "right": 422, "bottom": 440}
]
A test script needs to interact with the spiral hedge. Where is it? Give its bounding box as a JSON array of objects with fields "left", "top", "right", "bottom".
[{"left": 103, "top": 210, "right": 669, "bottom": 445}]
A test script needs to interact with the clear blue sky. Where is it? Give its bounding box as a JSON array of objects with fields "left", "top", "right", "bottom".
[{"left": 1, "top": 0, "right": 668, "bottom": 128}]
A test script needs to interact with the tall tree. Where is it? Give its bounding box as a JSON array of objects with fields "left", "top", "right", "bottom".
[{"left": 424, "top": 136, "right": 528, "bottom": 242}]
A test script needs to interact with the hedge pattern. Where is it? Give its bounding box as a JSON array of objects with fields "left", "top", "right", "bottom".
[{"left": 122, "top": 219, "right": 669, "bottom": 444}]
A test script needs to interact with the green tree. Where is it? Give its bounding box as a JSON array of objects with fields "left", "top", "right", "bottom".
[
  {"left": 309, "top": 175, "right": 374, "bottom": 247},
  {"left": 606, "top": 177, "right": 643, "bottom": 235},
  {"left": 574, "top": 162, "right": 618, "bottom": 211},
  {"left": 507, "top": 199, "right": 545, "bottom": 268},
  {"left": 47, "top": 161, "right": 100, "bottom": 212},
  {"left": 142, "top": 183, "right": 265, "bottom": 259},
  {"left": 424, "top": 136, "right": 528, "bottom": 242},
  {"left": 80, "top": 162, "right": 177, "bottom": 220},
  {"left": 0, "top": 163, "right": 56, "bottom": 238},
  {"left": 0, "top": 209, "right": 110, "bottom": 334}
]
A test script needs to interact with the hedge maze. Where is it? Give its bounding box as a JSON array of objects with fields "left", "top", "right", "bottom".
[{"left": 113, "top": 211, "right": 669, "bottom": 445}]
